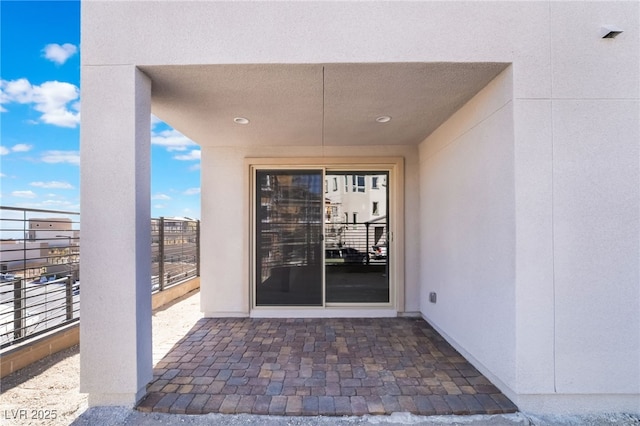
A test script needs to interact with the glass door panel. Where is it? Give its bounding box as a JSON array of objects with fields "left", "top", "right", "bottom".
[
  {"left": 255, "top": 170, "right": 323, "bottom": 306},
  {"left": 324, "top": 172, "right": 389, "bottom": 303}
]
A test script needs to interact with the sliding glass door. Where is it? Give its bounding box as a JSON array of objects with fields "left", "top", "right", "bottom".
[
  {"left": 255, "top": 170, "right": 324, "bottom": 306},
  {"left": 254, "top": 168, "right": 390, "bottom": 308},
  {"left": 324, "top": 172, "right": 389, "bottom": 303}
]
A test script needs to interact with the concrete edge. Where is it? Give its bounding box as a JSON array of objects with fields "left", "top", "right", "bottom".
[
  {"left": 152, "top": 277, "right": 200, "bottom": 311},
  {"left": 70, "top": 407, "right": 534, "bottom": 425},
  {"left": 69, "top": 408, "right": 640, "bottom": 426},
  {"left": 0, "top": 322, "right": 79, "bottom": 378}
]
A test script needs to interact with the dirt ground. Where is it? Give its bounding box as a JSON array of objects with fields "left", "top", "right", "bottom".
[{"left": 0, "top": 290, "right": 203, "bottom": 426}]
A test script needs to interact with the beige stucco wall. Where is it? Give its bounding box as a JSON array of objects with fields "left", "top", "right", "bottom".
[
  {"left": 81, "top": 0, "right": 639, "bottom": 413},
  {"left": 419, "top": 67, "right": 517, "bottom": 398},
  {"left": 80, "top": 65, "right": 153, "bottom": 406},
  {"left": 200, "top": 145, "right": 420, "bottom": 317},
  {"left": 417, "top": 3, "right": 639, "bottom": 411}
]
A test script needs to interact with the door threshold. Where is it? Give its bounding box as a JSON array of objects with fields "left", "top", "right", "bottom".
[{"left": 250, "top": 308, "right": 397, "bottom": 318}]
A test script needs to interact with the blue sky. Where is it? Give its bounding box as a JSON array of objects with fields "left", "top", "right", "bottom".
[{"left": 0, "top": 1, "right": 201, "bottom": 219}]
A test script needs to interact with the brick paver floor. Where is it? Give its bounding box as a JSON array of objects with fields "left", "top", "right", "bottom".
[{"left": 137, "top": 317, "right": 518, "bottom": 416}]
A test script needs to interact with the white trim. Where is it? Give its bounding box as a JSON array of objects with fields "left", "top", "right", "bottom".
[
  {"left": 398, "top": 311, "right": 422, "bottom": 318},
  {"left": 204, "top": 311, "right": 249, "bottom": 318},
  {"left": 251, "top": 308, "right": 398, "bottom": 318},
  {"left": 520, "top": 394, "right": 640, "bottom": 415},
  {"left": 247, "top": 157, "right": 405, "bottom": 317}
]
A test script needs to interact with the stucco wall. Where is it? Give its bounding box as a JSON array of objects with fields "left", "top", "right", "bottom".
[
  {"left": 419, "top": 68, "right": 517, "bottom": 395},
  {"left": 80, "top": 65, "right": 153, "bottom": 405},
  {"left": 83, "top": 2, "right": 547, "bottom": 75},
  {"left": 516, "top": 3, "right": 639, "bottom": 413},
  {"left": 418, "top": 2, "right": 640, "bottom": 412},
  {"left": 81, "top": 0, "right": 639, "bottom": 413},
  {"left": 200, "top": 145, "right": 420, "bottom": 316}
]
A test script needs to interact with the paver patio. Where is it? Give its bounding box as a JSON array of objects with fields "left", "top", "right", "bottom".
[{"left": 137, "top": 317, "right": 518, "bottom": 416}]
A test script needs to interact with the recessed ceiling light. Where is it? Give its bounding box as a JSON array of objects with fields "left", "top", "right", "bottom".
[
  {"left": 375, "top": 116, "right": 391, "bottom": 123},
  {"left": 234, "top": 117, "right": 250, "bottom": 125}
]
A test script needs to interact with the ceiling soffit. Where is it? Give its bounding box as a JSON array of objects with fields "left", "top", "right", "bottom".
[{"left": 143, "top": 62, "right": 508, "bottom": 147}]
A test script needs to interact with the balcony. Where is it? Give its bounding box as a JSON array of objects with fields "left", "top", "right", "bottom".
[
  {"left": 0, "top": 206, "right": 200, "bottom": 373},
  {"left": 1, "top": 206, "right": 523, "bottom": 421}
]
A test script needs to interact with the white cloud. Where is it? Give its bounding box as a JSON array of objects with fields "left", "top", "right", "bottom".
[
  {"left": 30, "top": 181, "right": 74, "bottom": 189},
  {"left": 0, "top": 144, "right": 32, "bottom": 155},
  {"left": 0, "top": 79, "right": 80, "bottom": 128},
  {"left": 12, "top": 144, "right": 32, "bottom": 152},
  {"left": 0, "top": 173, "right": 6, "bottom": 178},
  {"left": 41, "top": 199, "right": 74, "bottom": 207},
  {"left": 12, "top": 190, "right": 37, "bottom": 199},
  {"left": 41, "top": 150, "right": 80, "bottom": 165},
  {"left": 42, "top": 43, "right": 78, "bottom": 65},
  {"left": 189, "top": 163, "right": 201, "bottom": 171},
  {"left": 34, "top": 81, "right": 80, "bottom": 127},
  {"left": 1, "top": 78, "right": 32, "bottom": 104},
  {"left": 152, "top": 193, "right": 171, "bottom": 200},
  {"left": 174, "top": 150, "right": 201, "bottom": 161},
  {"left": 183, "top": 187, "right": 201, "bottom": 196},
  {"left": 151, "top": 129, "right": 196, "bottom": 152}
]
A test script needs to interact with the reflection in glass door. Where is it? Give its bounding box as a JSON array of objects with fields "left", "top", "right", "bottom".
[
  {"left": 324, "top": 172, "right": 389, "bottom": 303},
  {"left": 255, "top": 170, "right": 323, "bottom": 306}
]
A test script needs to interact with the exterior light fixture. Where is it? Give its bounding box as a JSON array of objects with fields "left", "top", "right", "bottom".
[
  {"left": 600, "top": 25, "right": 623, "bottom": 38},
  {"left": 234, "top": 117, "right": 250, "bottom": 124},
  {"left": 375, "top": 116, "right": 391, "bottom": 123}
]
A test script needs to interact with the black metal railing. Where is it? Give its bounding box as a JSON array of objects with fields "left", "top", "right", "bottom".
[
  {"left": 151, "top": 217, "right": 200, "bottom": 292},
  {"left": 257, "top": 220, "right": 388, "bottom": 282},
  {"left": 2, "top": 275, "right": 80, "bottom": 347},
  {"left": 0, "top": 207, "right": 200, "bottom": 349},
  {"left": 324, "top": 220, "right": 388, "bottom": 262},
  {"left": 0, "top": 206, "right": 81, "bottom": 348}
]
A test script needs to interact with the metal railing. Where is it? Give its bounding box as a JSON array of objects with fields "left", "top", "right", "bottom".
[
  {"left": 0, "top": 207, "right": 200, "bottom": 349},
  {"left": 151, "top": 217, "right": 200, "bottom": 292},
  {"left": 2, "top": 276, "right": 79, "bottom": 348},
  {"left": 1, "top": 207, "right": 80, "bottom": 348},
  {"left": 257, "top": 220, "right": 388, "bottom": 282},
  {"left": 324, "top": 220, "right": 388, "bottom": 261}
]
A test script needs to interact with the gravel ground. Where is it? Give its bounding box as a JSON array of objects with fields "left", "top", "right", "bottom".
[
  {"left": 70, "top": 409, "right": 532, "bottom": 426},
  {"left": 2, "top": 290, "right": 639, "bottom": 426},
  {"left": 1, "top": 289, "right": 202, "bottom": 426},
  {"left": 1, "top": 345, "right": 84, "bottom": 425}
]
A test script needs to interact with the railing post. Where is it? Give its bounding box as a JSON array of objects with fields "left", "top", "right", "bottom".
[
  {"left": 365, "top": 222, "right": 370, "bottom": 265},
  {"left": 159, "top": 217, "right": 165, "bottom": 291},
  {"left": 13, "top": 278, "right": 25, "bottom": 340},
  {"left": 65, "top": 275, "right": 73, "bottom": 321},
  {"left": 22, "top": 209, "right": 27, "bottom": 282},
  {"left": 196, "top": 220, "right": 200, "bottom": 277}
]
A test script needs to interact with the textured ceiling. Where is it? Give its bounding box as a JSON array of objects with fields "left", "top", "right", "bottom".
[{"left": 143, "top": 63, "right": 508, "bottom": 147}]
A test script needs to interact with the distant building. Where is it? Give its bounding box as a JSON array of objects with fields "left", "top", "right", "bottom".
[
  {"left": 323, "top": 173, "right": 388, "bottom": 250},
  {"left": 324, "top": 174, "right": 387, "bottom": 224},
  {"left": 0, "top": 240, "right": 49, "bottom": 275},
  {"left": 0, "top": 217, "right": 78, "bottom": 278},
  {"left": 27, "top": 218, "right": 77, "bottom": 248}
]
